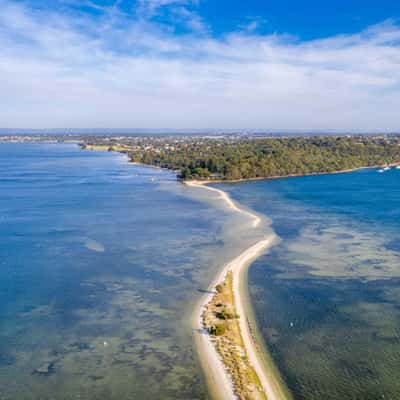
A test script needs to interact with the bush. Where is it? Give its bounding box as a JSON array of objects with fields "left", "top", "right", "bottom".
[
  {"left": 216, "top": 310, "right": 237, "bottom": 320},
  {"left": 209, "top": 324, "right": 226, "bottom": 336},
  {"left": 215, "top": 284, "right": 223, "bottom": 293}
]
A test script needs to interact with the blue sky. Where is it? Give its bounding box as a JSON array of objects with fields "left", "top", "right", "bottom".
[
  {"left": 22, "top": 0, "right": 400, "bottom": 39},
  {"left": 1, "top": 0, "right": 400, "bottom": 129},
  {"left": 201, "top": 0, "right": 400, "bottom": 39}
]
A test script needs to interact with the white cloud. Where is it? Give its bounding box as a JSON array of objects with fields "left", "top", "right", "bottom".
[
  {"left": 136, "top": 0, "right": 194, "bottom": 18},
  {"left": 0, "top": 1, "right": 400, "bottom": 130},
  {"left": 238, "top": 16, "right": 268, "bottom": 33}
]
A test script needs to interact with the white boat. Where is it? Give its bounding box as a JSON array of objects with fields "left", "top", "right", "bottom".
[
  {"left": 396, "top": 166, "right": 400, "bottom": 169},
  {"left": 378, "top": 169, "right": 385, "bottom": 173},
  {"left": 383, "top": 166, "right": 391, "bottom": 171}
]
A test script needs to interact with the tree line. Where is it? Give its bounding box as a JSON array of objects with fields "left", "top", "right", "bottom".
[{"left": 128, "top": 136, "right": 400, "bottom": 181}]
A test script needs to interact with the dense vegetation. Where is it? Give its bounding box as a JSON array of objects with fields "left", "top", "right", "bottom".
[{"left": 128, "top": 136, "right": 400, "bottom": 181}]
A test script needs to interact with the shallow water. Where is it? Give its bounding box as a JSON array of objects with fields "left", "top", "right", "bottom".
[
  {"left": 0, "top": 142, "right": 254, "bottom": 400},
  {"left": 219, "top": 169, "right": 400, "bottom": 399},
  {"left": 6, "top": 142, "right": 399, "bottom": 399}
]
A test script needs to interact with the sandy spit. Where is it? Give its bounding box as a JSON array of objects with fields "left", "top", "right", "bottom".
[
  {"left": 188, "top": 180, "right": 287, "bottom": 400},
  {"left": 185, "top": 181, "right": 261, "bottom": 228}
]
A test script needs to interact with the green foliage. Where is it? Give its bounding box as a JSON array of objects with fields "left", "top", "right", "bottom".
[
  {"left": 209, "top": 324, "right": 226, "bottom": 336},
  {"left": 215, "top": 284, "right": 223, "bottom": 293},
  {"left": 215, "top": 310, "right": 237, "bottom": 320},
  {"left": 128, "top": 136, "right": 400, "bottom": 181}
]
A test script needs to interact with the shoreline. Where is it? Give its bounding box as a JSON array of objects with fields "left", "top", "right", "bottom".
[
  {"left": 78, "top": 142, "right": 394, "bottom": 398},
  {"left": 79, "top": 142, "right": 400, "bottom": 184},
  {"left": 185, "top": 181, "right": 261, "bottom": 228},
  {"left": 182, "top": 162, "right": 400, "bottom": 185},
  {"left": 189, "top": 181, "right": 289, "bottom": 400}
]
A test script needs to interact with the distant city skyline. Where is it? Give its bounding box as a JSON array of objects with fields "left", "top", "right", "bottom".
[{"left": 1, "top": 0, "right": 400, "bottom": 129}]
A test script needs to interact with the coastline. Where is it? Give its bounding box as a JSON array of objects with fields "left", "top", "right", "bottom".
[
  {"left": 185, "top": 181, "right": 261, "bottom": 228},
  {"left": 182, "top": 162, "right": 400, "bottom": 185},
  {"left": 188, "top": 180, "right": 290, "bottom": 400},
  {"left": 79, "top": 142, "right": 400, "bottom": 185},
  {"left": 78, "top": 142, "right": 396, "bottom": 398}
]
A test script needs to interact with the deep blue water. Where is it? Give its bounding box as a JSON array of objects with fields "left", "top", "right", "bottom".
[
  {"left": 220, "top": 168, "right": 400, "bottom": 399},
  {"left": 0, "top": 142, "right": 232, "bottom": 400}
]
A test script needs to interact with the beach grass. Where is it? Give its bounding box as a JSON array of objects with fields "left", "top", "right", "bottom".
[{"left": 203, "top": 271, "right": 267, "bottom": 400}]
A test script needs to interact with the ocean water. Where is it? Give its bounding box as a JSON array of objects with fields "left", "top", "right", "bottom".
[
  {"left": 219, "top": 168, "right": 400, "bottom": 399},
  {"left": 0, "top": 142, "right": 250, "bottom": 400}
]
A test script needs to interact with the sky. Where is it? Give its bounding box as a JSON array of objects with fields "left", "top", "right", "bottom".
[{"left": 1, "top": 0, "right": 400, "bottom": 130}]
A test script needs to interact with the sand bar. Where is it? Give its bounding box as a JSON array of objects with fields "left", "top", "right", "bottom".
[{"left": 188, "top": 180, "right": 288, "bottom": 400}]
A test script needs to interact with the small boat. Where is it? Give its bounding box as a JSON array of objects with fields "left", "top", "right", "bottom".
[
  {"left": 396, "top": 166, "right": 400, "bottom": 169},
  {"left": 378, "top": 169, "right": 385, "bottom": 173},
  {"left": 383, "top": 166, "right": 391, "bottom": 171}
]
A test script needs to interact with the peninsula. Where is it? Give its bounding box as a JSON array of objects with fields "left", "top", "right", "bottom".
[
  {"left": 80, "top": 134, "right": 400, "bottom": 181},
  {"left": 4, "top": 132, "right": 400, "bottom": 399},
  {"left": 3, "top": 132, "right": 400, "bottom": 182},
  {"left": 188, "top": 180, "right": 289, "bottom": 400},
  {"left": 76, "top": 134, "right": 400, "bottom": 398},
  {"left": 77, "top": 133, "right": 400, "bottom": 399}
]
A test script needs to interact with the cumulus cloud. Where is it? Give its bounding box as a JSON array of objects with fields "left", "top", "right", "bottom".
[{"left": 0, "top": 0, "right": 400, "bottom": 130}]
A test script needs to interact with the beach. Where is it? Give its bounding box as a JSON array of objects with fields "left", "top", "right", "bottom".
[{"left": 188, "top": 181, "right": 289, "bottom": 400}]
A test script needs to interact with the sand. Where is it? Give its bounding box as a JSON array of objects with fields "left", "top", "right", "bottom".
[
  {"left": 185, "top": 181, "right": 261, "bottom": 228},
  {"left": 188, "top": 180, "right": 287, "bottom": 400}
]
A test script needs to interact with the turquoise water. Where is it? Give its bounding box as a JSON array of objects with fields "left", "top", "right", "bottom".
[
  {"left": 219, "top": 169, "right": 400, "bottom": 399},
  {"left": 0, "top": 142, "right": 242, "bottom": 399}
]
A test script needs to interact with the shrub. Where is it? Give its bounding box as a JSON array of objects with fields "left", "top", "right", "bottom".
[
  {"left": 216, "top": 310, "right": 237, "bottom": 320},
  {"left": 209, "top": 324, "right": 226, "bottom": 336}
]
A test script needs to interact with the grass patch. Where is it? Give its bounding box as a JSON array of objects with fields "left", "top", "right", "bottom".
[{"left": 202, "top": 271, "right": 267, "bottom": 400}]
